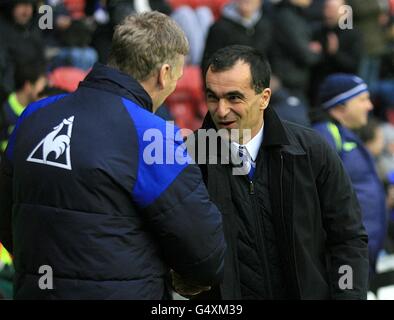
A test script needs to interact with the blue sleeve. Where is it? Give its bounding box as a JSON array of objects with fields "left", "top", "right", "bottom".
[
  {"left": 6, "top": 94, "right": 68, "bottom": 162},
  {"left": 122, "top": 98, "right": 225, "bottom": 285}
]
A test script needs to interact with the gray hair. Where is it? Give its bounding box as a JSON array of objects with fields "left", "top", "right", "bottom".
[{"left": 108, "top": 11, "right": 189, "bottom": 81}]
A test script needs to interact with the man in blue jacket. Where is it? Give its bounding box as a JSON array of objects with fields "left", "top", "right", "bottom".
[
  {"left": 0, "top": 11, "right": 226, "bottom": 299},
  {"left": 313, "top": 73, "right": 387, "bottom": 273}
]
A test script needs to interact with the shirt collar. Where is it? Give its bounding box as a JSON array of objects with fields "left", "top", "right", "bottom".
[{"left": 232, "top": 123, "right": 264, "bottom": 162}]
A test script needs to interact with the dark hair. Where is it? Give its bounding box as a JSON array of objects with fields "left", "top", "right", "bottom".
[
  {"left": 9, "top": 38, "right": 45, "bottom": 91},
  {"left": 14, "top": 60, "right": 46, "bottom": 91},
  {"left": 204, "top": 45, "right": 271, "bottom": 94}
]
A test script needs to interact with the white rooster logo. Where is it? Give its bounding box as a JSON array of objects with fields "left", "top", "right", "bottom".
[{"left": 27, "top": 116, "right": 74, "bottom": 170}]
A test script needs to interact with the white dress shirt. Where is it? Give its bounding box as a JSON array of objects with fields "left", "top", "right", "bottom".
[{"left": 231, "top": 123, "right": 264, "bottom": 162}]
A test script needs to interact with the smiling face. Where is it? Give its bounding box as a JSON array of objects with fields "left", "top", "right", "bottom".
[{"left": 205, "top": 60, "right": 271, "bottom": 144}]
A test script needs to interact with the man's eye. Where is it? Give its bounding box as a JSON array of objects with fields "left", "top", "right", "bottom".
[
  {"left": 207, "top": 94, "right": 218, "bottom": 101},
  {"left": 228, "top": 95, "right": 242, "bottom": 102}
]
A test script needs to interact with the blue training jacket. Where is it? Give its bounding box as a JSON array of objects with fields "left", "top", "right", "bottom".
[
  {"left": 0, "top": 63, "right": 226, "bottom": 299},
  {"left": 313, "top": 121, "right": 386, "bottom": 271}
]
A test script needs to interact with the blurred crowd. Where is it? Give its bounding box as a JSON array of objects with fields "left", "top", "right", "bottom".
[{"left": 2, "top": 0, "right": 394, "bottom": 299}]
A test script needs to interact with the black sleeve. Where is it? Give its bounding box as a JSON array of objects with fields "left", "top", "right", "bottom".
[
  {"left": 315, "top": 137, "right": 369, "bottom": 299},
  {"left": 329, "top": 31, "right": 363, "bottom": 73}
]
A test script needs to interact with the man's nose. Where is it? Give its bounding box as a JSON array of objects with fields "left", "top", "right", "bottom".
[
  {"left": 216, "top": 99, "right": 229, "bottom": 117},
  {"left": 366, "top": 99, "right": 374, "bottom": 111}
]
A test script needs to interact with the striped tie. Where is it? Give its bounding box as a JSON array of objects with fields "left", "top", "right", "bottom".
[{"left": 238, "top": 146, "right": 256, "bottom": 180}]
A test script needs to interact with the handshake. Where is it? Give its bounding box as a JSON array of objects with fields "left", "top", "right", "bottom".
[{"left": 170, "top": 270, "right": 212, "bottom": 298}]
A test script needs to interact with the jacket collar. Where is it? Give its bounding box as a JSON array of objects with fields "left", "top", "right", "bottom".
[
  {"left": 80, "top": 63, "right": 153, "bottom": 111},
  {"left": 201, "top": 106, "right": 290, "bottom": 147}
]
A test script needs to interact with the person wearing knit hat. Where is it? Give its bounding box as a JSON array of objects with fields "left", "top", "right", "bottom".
[
  {"left": 313, "top": 73, "right": 387, "bottom": 275},
  {"left": 318, "top": 73, "right": 372, "bottom": 128}
]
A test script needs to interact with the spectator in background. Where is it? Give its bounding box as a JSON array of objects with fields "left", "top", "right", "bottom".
[
  {"left": 93, "top": 0, "right": 213, "bottom": 65},
  {"left": 270, "top": 0, "right": 321, "bottom": 103},
  {"left": 0, "top": 0, "right": 45, "bottom": 92},
  {"left": 93, "top": 0, "right": 169, "bottom": 63},
  {"left": 303, "top": 0, "right": 325, "bottom": 24},
  {"left": 313, "top": 74, "right": 387, "bottom": 274},
  {"left": 346, "top": 0, "right": 394, "bottom": 124},
  {"left": 269, "top": 75, "right": 311, "bottom": 127},
  {"left": 309, "top": 0, "right": 363, "bottom": 107},
  {"left": 368, "top": 5, "right": 394, "bottom": 123},
  {"left": 0, "top": 33, "right": 12, "bottom": 103},
  {"left": 49, "top": 20, "right": 98, "bottom": 70},
  {"left": 0, "top": 0, "right": 43, "bottom": 52},
  {"left": 0, "top": 60, "right": 47, "bottom": 155},
  {"left": 202, "top": 0, "right": 272, "bottom": 72},
  {"left": 172, "top": 5, "right": 214, "bottom": 65},
  {"left": 45, "top": 0, "right": 98, "bottom": 70},
  {"left": 347, "top": 0, "right": 390, "bottom": 87},
  {"left": 377, "top": 123, "right": 394, "bottom": 181}
]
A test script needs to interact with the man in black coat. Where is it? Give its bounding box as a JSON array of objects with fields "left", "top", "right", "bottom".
[
  {"left": 176, "top": 45, "right": 369, "bottom": 299},
  {"left": 270, "top": 0, "right": 321, "bottom": 101},
  {"left": 308, "top": 0, "right": 363, "bottom": 106},
  {"left": 201, "top": 0, "right": 272, "bottom": 73},
  {"left": 0, "top": 0, "right": 44, "bottom": 59}
]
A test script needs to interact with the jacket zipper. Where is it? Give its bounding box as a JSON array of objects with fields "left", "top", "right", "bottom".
[
  {"left": 279, "top": 153, "right": 301, "bottom": 298},
  {"left": 248, "top": 176, "right": 273, "bottom": 299},
  {"left": 249, "top": 180, "right": 254, "bottom": 195},
  {"left": 280, "top": 154, "right": 286, "bottom": 245}
]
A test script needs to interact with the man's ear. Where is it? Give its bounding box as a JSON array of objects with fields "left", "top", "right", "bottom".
[
  {"left": 329, "top": 104, "right": 345, "bottom": 119},
  {"left": 260, "top": 88, "right": 271, "bottom": 111},
  {"left": 157, "top": 63, "right": 171, "bottom": 90},
  {"left": 23, "top": 81, "right": 32, "bottom": 93}
]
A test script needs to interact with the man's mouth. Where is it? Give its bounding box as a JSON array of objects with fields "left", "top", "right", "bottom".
[{"left": 218, "top": 120, "right": 237, "bottom": 128}]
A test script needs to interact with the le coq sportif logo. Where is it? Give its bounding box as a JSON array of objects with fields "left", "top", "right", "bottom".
[{"left": 27, "top": 116, "right": 74, "bottom": 170}]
